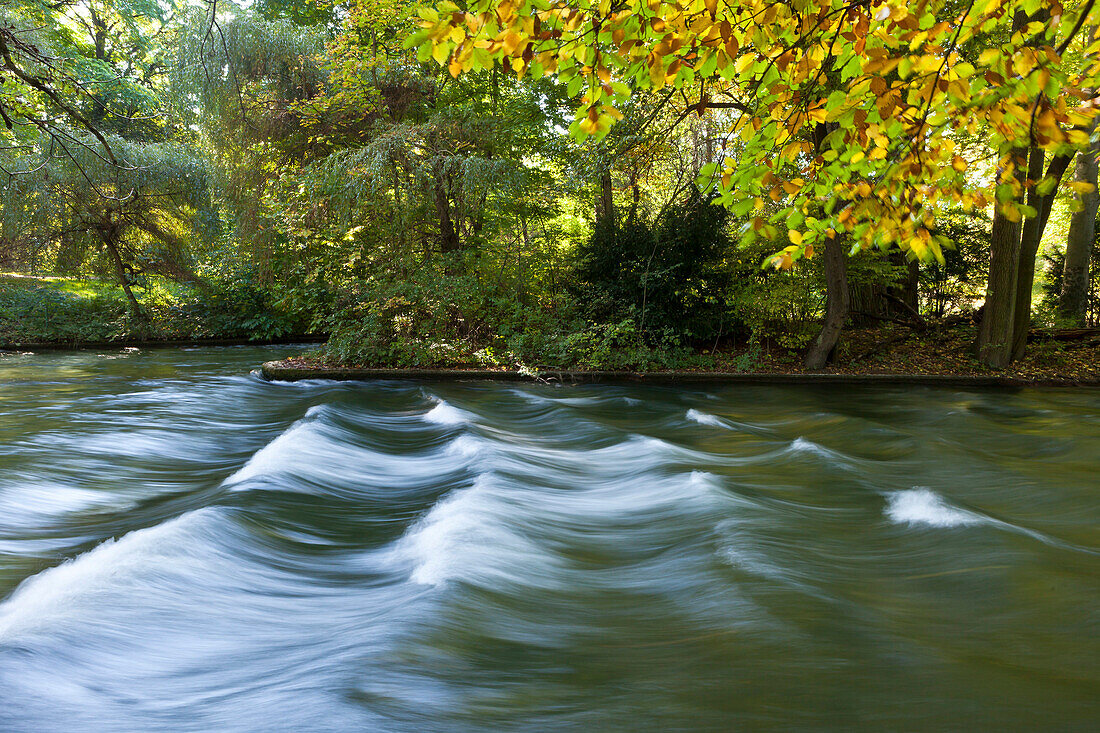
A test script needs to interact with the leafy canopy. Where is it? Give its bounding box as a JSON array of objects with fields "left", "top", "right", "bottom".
[{"left": 410, "top": 0, "right": 1100, "bottom": 267}]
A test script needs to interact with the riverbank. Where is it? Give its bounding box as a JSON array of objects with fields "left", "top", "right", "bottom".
[
  {"left": 0, "top": 273, "right": 304, "bottom": 346},
  {"left": 261, "top": 362, "right": 1100, "bottom": 387},
  {"left": 262, "top": 321, "right": 1100, "bottom": 386},
  {"left": 2, "top": 336, "right": 326, "bottom": 352}
]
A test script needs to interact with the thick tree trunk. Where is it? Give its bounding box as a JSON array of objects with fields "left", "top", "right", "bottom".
[
  {"left": 848, "top": 280, "right": 883, "bottom": 326},
  {"left": 1060, "top": 142, "right": 1099, "bottom": 325},
  {"left": 804, "top": 122, "right": 849, "bottom": 369},
  {"left": 977, "top": 148, "right": 1027, "bottom": 368},
  {"left": 894, "top": 258, "right": 920, "bottom": 313},
  {"left": 1006, "top": 147, "right": 1049, "bottom": 362},
  {"left": 803, "top": 230, "right": 850, "bottom": 369},
  {"left": 595, "top": 171, "right": 615, "bottom": 225},
  {"left": 434, "top": 177, "right": 461, "bottom": 253},
  {"left": 1011, "top": 150, "right": 1074, "bottom": 360},
  {"left": 976, "top": 8, "right": 1044, "bottom": 367}
]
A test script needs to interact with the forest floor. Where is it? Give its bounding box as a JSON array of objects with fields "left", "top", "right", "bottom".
[
  {"left": 275, "top": 321, "right": 1100, "bottom": 383},
  {"left": 733, "top": 322, "right": 1100, "bottom": 382}
]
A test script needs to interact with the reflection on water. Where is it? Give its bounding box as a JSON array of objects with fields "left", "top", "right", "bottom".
[{"left": 1, "top": 346, "right": 1098, "bottom": 731}]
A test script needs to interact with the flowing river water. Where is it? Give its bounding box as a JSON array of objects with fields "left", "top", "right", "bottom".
[{"left": 0, "top": 346, "right": 1097, "bottom": 731}]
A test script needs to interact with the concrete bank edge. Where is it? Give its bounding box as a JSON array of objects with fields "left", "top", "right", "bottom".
[{"left": 260, "top": 361, "right": 1100, "bottom": 388}]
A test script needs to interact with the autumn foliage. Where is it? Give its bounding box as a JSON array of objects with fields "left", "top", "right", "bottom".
[{"left": 411, "top": 0, "right": 1100, "bottom": 269}]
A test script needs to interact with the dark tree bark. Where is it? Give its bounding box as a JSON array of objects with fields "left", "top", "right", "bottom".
[
  {"left": 977, "top": 8, "right": 1053, "bottom": 367},
  {"left": 893, "top": 256, "right": 920, "bottom": 313},
  {"left": 101, "top": 229, "right": 145, "bottom": 322},
  {"left": 595, "top": 170, "right": 615, "bottom": 225},
  {"left": 434, "top": 176, "right": 461, "bottom": 253},
  {"left": 803, "top": 121, "right": 849, "bottom": 369},
  {"left": 1010, "top": 150, "right": 1073, "bottom": 360},
  {"left": 803, "top": 229, "right": 850, "bottom": 369},
  {"left": 1060, "top": 140, "right": 1099, "bottom": 325},
  {"left": 848, "top": 280, "right": 883, "bottom": 326},
  {"left": 976, "top": 147, "right": 1027, "bottom": 368}
]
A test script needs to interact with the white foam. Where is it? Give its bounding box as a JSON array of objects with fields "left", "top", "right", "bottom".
[
  {"left": 790, "top": 437, "right": 829, "bottom": 455},
  {"left": 0, "top": 484, "right": 109, "bottom": 521},
  {"left": 403, "top": 483, "right": 489, "bottom": 586},
  {"left": 885, "top": 488, "right": 983, "bottom": 528},
  {"left": 0, "top": 509, "right": 212, "bottom": 638},
  {"left": 398, "top": 475, "right": 547, "bottom": 587},
  {"left": 446, "top": 434, "right": 484, "bottom": 458},
  {"left": 687, "top": 409, "right": 728, "bottom": 427},
  {"left": 720, "top": 541, "right": 785, "bottom": 580},
  {"left": 224, "top": 421, "right": 316, "bottom": 486},
  {"left": 424, "top": 400, "right": 467, "bottom": 426}
]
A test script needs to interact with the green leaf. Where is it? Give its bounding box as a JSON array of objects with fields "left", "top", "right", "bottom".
[
  {"left": 1035, "top": 175, "right": 1058, "bottom": 196},
  {"left": 699, "top": 51, "right": 718, "bottom": 78},
  {"left": 995, "top": 183, "right": 1016, "bottom": 203}
]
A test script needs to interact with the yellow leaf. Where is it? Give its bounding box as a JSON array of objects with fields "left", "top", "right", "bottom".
[
  {"left": 788, "top": 229, "right": 803, "bottom": 245},
  {"left": 978, "top": 49, "right": 999, "bottom": 66},
  {"left": 502, "top": 32, "right": 522, "bottom": 55},
  {"left": 807, "top": 106, "right": 828, "bottom": 124}
]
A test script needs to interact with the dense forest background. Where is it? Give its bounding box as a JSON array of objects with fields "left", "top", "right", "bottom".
[{"left": 2, "top": 0, "right": 1099, "bottom": 372}]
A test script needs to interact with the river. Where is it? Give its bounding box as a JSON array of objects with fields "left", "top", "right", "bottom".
[{"left": 0, "top": 346, "right": 1097, "bottom": 731}]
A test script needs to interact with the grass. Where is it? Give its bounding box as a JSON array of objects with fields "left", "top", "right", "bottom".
[{"left": 0, "top": 272, "right": 301, "bottom": 345}]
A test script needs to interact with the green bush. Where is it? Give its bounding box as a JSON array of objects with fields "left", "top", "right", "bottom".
[
  {"left": 572, "top": 187, "right": 734, "bottom": 344},
  {"left": 177, "top": 280, "right": 303, "bottom": 339}
]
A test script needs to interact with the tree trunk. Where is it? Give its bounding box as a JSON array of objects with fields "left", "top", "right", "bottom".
[
  {"left": 976, "top": 148, "right": 1027, "bottom": 368},
  {"left": 977, "top": 8, "right": 1043, "bottom": 367},
  {"left": 804, "top": 122, "right": 849, "bottom": 369},
  {"left": 434, "top": 176, "right": 460, "bottom": 253},
  {"left": 627, "top": 172, "right": 640, "bottom": 225},
  {"left": 596, "top": 171, "right": 614, "bottom": 225},
  {"left": 102, "top": 232, "right": 145, "bottom": 322},
  {"left": 1010, "top": 150, "right": 1074, "bottom": 360},
  {"left": 1060, "top": 141, "right": 1100, "bottom": 325},
  {"left": 804, "top": 229, "right": 850, "bottom": 369},
  {"left": 848, "top": 280, "right": 883, "bottom": 326},
  {"left": 892, "top": 257, "right": 920, "bottom": 314}
]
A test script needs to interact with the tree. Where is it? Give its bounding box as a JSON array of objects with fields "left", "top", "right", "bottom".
[
  {"left": 1, "top": 0, "right": 213, "bottom": 320},
  {"left": 1059, "top": 131, "right": 1100, "bottom": 324},
  {"left": 412, "top": 0, "right": 1100, "bottom": 366},
  {"left": 8, "top": 133, "right": 211, "bottom": 319}
]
